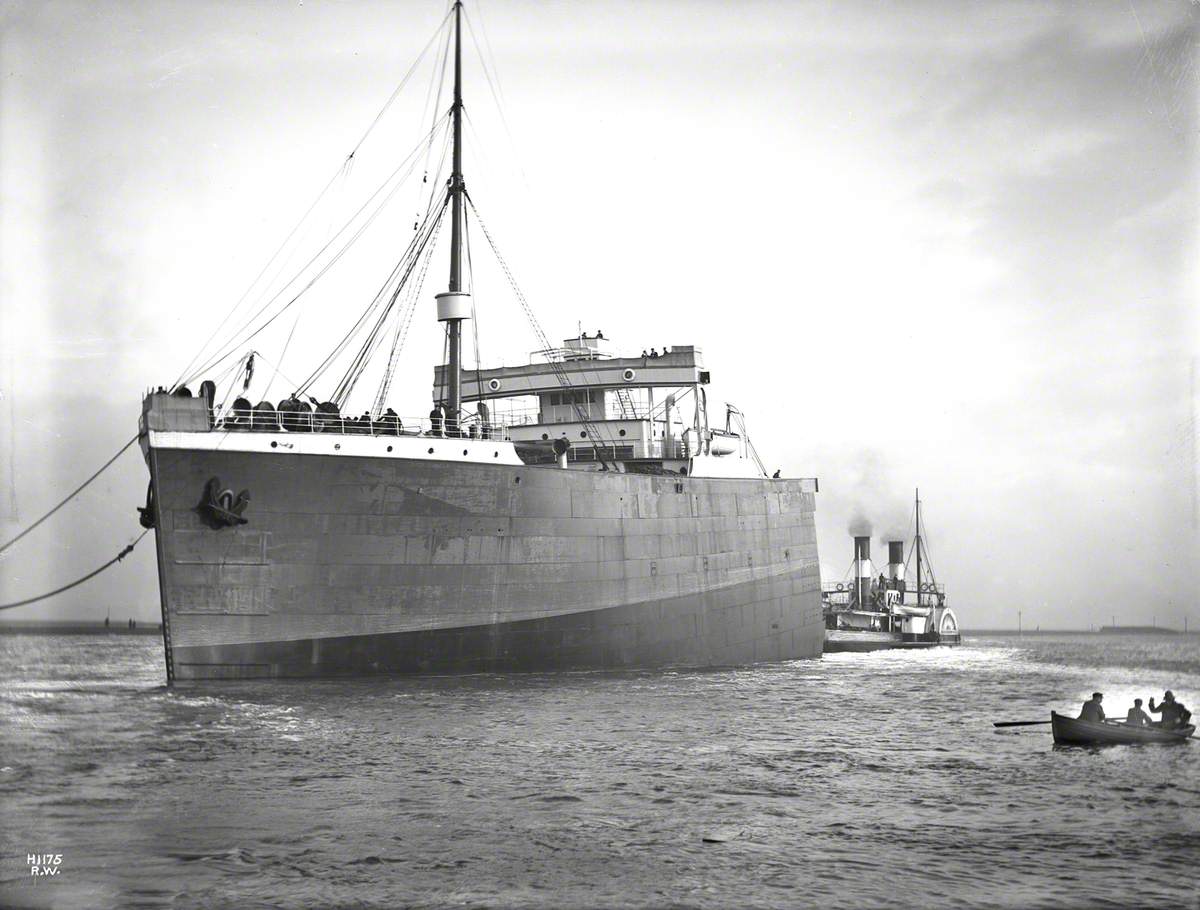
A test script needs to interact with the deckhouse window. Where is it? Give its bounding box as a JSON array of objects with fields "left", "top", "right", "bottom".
[{"left": 548, "top": 390, "right": 599, "bottom": 407}]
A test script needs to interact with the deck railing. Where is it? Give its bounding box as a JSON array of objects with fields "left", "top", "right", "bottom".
[
  {"left": 211, "top": 405, "right": 512, "bottom": 441},
  {"left": 822, "top": 583, "right": 946, "bottom": 605}
]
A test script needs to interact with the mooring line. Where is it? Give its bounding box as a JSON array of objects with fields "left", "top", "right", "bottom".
[
  {"left": 0, "top": 530, "right": 149, "bottom": 611},
  {"left": 0, "top": 434, "right": 140, "bottom": 556}
]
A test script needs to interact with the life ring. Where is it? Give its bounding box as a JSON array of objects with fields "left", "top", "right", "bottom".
[
  {"left": 921, "top": 583, "right": 932, "bottom": 593},
  {"left": 488, "top": 378, "right": 501, "bottom": 392},
  {"left": 622, "top": 368, "right": 636, "bottom": 382},
  {"left": 835, "top": 583, "right": 844, "bottom": 592}
]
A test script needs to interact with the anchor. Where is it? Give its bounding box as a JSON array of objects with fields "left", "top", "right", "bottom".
[{"left": 196, "top": 476, "right": 251, "bottom": 529}]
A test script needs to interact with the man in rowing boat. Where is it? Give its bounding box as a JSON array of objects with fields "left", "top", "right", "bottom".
[
  {"left": 1148, "top": 691, "right": 1192, "bottom": 729},
  {"left": 1078, "top": 692, "right": 1105, "bottom": 722},
  {"left": 1125, "top": 699, "right": 1151, "bottom": 727}
]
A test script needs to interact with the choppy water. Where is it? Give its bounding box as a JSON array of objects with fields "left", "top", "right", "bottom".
[{"left": 1, "top": 633, "right": 1197, "bottom": 910}]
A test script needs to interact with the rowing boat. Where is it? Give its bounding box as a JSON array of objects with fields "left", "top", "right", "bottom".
[{"left": 1050, "top": 711, "right": 1195, "bottom": 746}]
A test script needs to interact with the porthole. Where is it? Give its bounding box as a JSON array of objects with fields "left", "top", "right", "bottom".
[
  {"left": 270, "top": 440, "right": 278, "bottom": 448},
  {"left": 622, "top": 368, "right": 636, "bottom": 382},
  {"left": 334, "top": 443, "right": 341, "bottom": 451},
  {"left": 387, "top": 445, "right": 393, "bottom": 452},
  {"left": 493, "top": 451, "right": 499, "bottom": 458},
  {"left": 580, "top": 431, "right": 588, "bottom": 439},
  {"left": 618, "top": 429, "right": 626, "bottom": 437},
  {"left": 488, "top": 378, "right": 502, "bottom": 392},
  {"left": 541, "top": 433, "right": 549, "bottom": 440},
  {"left": 462, "top": 449, "right": 468, "bottom": 456},
  {"left": 428, "top": 447, "right": 434, "bottom": 454}
]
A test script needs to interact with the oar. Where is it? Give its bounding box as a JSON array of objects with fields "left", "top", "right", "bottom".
[{"left": 993, "top": 720, "right": 1052, "bottom": 727}]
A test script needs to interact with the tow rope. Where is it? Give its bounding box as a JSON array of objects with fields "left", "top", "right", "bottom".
[
  {"left": 0, "top": 434, "right": 146, "bottom": 610},
  {"left": 0, "top": 434, "right": 138, "bottom": 556},
  {"left": 0, "top": 530, "right": 149, "bottom": 611}
]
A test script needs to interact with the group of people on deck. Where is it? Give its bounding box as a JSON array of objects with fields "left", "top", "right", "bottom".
[{"left": 1079, "top": 691, "right": 1192, "bottom": 729}]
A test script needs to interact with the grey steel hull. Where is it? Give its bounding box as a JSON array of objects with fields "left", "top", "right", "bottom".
[{"left": 148, "top": 447, "right": 822, "bottom": 681}]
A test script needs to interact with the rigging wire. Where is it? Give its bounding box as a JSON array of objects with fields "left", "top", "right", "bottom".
[
  {"left": 333, "top": 217, "right": 442, "bottom": 409},
  {"left": 213, "top": 352, "right": 255, "bottom": 416},
  {"left": 348, "top": 7, "right": 454, "bottom": 156},
  {"left": 265, "top": 307, "right": 305, "bottom": 399},
  {"left": 305, "top": 194, "right": 450, "bottom": 404},
  {"left": 725, "top": 406, "right": 768, "bottom": 477},
  {"left": 462, "top": 6, "right": 527, "bottom": 186},
  {"left": 921, "top": 511, "right": 939, "bottom": 584},
  {"left": 192, "top": 24, "right": 458, "bottom": 405},
  {"left": 172, "top": 11, "right": 453, "bottom": 391},
  {"left": 372, "top": 210, "right": 446, "bottom": 417},
  {"left": 170, "top": 167, "right": 346, "bottom": 391},
  {"left": 466, "top": 195, "right": 616, "bottom": 468},
  {"left": 242, "top": 350, "right": 309, "bottom": 405},
  {"left": 438, "top": 325, "right": 451, "bottom": 408},
  {"left": 903, "top": 499, "right": 918, "bottom": 573},
  {"left": 325, "top": 190, "right": 450, "bottom": 401},
  {"left": 465, "top": 212, "right": 487, "bottom": 418},
  {"left": 0, "top": 436, "right": 139, "bottom": 556},
  {"left": 185, "top": 111, "right": 451, "bottom": 386},
  {"left": 365, "top": 80, "right": 455, "bottom": 413},
  {"left": 182, "top": 112, "right": 453, "bottom": 388},
  {"left": 0, "top": 531, "right": 149, "bottom": 611},
  {"left": 231, "top": 155, "right": 356, "bottom": 392},
  {"left": 250, "top": 152, "right": 359, "bottom": 398},
  {"left": 419, "top": 8, "right": 456, "bottom": 197},
  {"left": 901, "top": 498, "right": 939, "bottom": 588}
]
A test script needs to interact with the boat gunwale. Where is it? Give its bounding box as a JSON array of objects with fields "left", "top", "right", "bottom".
[{"left": 1050, "top": 711, "right": 1195, "bottom": 745}]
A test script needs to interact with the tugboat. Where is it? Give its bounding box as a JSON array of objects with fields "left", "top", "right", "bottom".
[{"left": 822, "top": 490, "right": 960, "bottom": 652}]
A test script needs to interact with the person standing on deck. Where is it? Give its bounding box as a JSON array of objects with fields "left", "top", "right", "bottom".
[
  {"left": 1148, "top": 691, "right": 1191, "bottom": 729},
  {"left": 1078, "top": 693, "right": 1105, "bottom": 722},
  {"left": 1125, "top": 699, "right": 1151, "bottom": 727}
]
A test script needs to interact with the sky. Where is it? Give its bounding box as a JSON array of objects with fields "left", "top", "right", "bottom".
[{"left": 0, "top": 0, "right": 1196, "bottom": 630}]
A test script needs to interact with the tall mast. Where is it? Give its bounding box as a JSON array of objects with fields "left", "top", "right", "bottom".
[
  {"left": 435, "top": 0, "right": 470, "bottom": 432},
  {"left": 450, "top": 0, "right": 464, "bottom": 294},
  {"left": 915, "top": 488, "right": 922, "bottom": 608}
]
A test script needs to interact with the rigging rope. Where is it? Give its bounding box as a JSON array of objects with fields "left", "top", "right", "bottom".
[
  {"left": 465, "top": 195, "right": 616, "bottom": 468},
  {"left": 348, "top": 7, "right": 454, "bottom": 156},
  {"left": 463, "top": 6, "right": 527, "bottom": 187},
  {"left": 418, "top": 8, "right": 456, "bottom": 208},
  {"left": 372, "top": 204, "right": 447, "bottom": 417},
  {"left": 465, "top": 213, "right": 487, "bottom": 418},
  {"left": 316, "top": 193, "right": 450, "bottom": 405},
  {"left": 173, "top": 10, "right": 454, "bottom": 390},
  {"left": 0, "top": 531, "right": 149, "bottom": 611},
  {"left": 311, "top": 197, "right": 443, "bottom": 404},
  {"left": 0, "top": 435, "right": 138, "bottom": 556},
  {"left": 183, "top": 111, "right": 453, "bottom": 388},
  {"left": 725, "top": 406, "right": 768, "bottom": 477}
]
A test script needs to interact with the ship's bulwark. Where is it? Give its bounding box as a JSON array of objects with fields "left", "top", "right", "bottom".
[{"left": 148, "top": 447, "right": 822, "bottom": 680}]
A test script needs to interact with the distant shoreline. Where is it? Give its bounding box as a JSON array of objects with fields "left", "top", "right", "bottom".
[
  {"left": 969, "top": 627, "right": 1188, "bottom": 636},
  {"left": 0, "top": 620, "right": 161, "bottom": 636},
  {"left": 0, "top": 621, "right": 1190, "bottom": 638}
]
